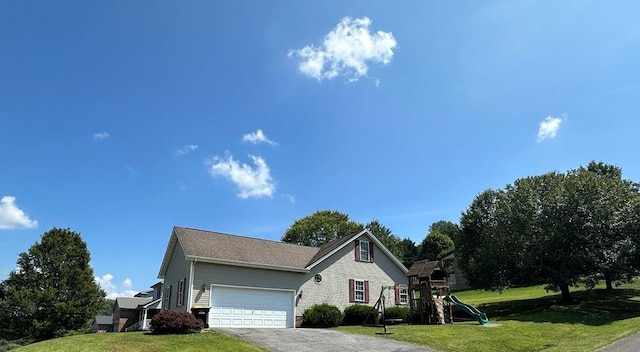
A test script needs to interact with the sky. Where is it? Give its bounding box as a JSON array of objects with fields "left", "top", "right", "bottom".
[{"left": 1, "top": 1, "right": 639, "bottom": 299}]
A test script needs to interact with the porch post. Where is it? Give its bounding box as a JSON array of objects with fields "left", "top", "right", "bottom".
[{"left": 142, "top": 308, "right": 148, "bottom": 330}]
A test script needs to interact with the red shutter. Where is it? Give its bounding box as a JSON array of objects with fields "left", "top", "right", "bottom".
[
  {"left": 349, "top": 279, "right": 355, "bottom": 302},
  {"left": 394, "top": 286, "right": 400, "bottom": 305},
  {"left": 369, "top": 243, "right": 374, "bottom": 262},
  {"left": 354, "top": 240, "right": 360, "bottom": 261},
  {"left": 364, "top": 281, "right": 370, "bottom": 303}
]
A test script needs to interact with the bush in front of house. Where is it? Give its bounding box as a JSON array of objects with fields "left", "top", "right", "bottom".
[
  {"left": 302, "top": 303, "right": 343, "bottom": 327},
  {"left": 342, "top": 304, "right": 379, "bottom": 325},
  {"left": 382, "top": 306, "right": 409, "bottom": 323},
  {"left": 150, "top": 310, "right": 204, "bottom": 334}
]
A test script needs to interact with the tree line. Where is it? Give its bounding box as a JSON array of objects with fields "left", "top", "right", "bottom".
[
  {"left": 457, "top": 161, "right": 640, "bottom": 302},
  {"left": 281, "top": 209, "right": 458, "bottom": 268},
  {"left": 283, "top": 161, "right": 640, "bottom": 303}
]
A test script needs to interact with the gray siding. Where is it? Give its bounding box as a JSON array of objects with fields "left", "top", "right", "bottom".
[
  {"left": 296, "top": 235, "right": 407, "bottom": 315},
  {"left": 162, "top": 240, "right": 191, "bottom": 311},
  {"left": 191, "top": 262, "right": 303, "bottom": 307}
]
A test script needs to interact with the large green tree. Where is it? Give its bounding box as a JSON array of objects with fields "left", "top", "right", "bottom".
[
  {"left": 0, "top": 228, "right": 105, "bottom": 342},
  {"left": 458, "top": 162, "right": 640, "bottom": 302},
  {"left": 281, "top": 210, "right": 364, "bottom": 246},
  {"left": 581, "top": 162, "right": 640, "bottom": 290},
  {"left": 428, "top": 221, "right": 462, "bottom": 246},
  {"left": 419, "top": 231, "right": 455, "bottom": 261}
]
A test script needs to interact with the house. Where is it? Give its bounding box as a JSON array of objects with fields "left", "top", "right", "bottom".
[
  {"left": 112, "top": 282, "right": 163, "bottom": 332},
  {"left": 441, "top": 252, "right": 470, "bottom": 291},
  {"left": 157, "top": 226, "right": 408, "bottom": 328},
  {"left": 91, "top": 315, "right": 113, "bottom": 333},
  {"left": 135, "top": 282, "right": 163, "bottom": 299}
]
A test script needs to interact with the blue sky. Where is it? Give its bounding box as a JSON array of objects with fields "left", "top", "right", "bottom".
[{"left": 1, "top": 1, "right": 639, "bottom": 298}]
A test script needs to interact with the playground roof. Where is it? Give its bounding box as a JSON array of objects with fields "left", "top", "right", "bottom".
[{"left": 406, "top": 259, "right": 445, "bottom": 278}]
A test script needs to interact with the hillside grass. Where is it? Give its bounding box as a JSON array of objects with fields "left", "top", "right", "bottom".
[
  {"left": 14, "top": 331, "right": 267, "bottom": 352},
  {"left": 337, "top": 282, "right": 640, "bottom": 352}
]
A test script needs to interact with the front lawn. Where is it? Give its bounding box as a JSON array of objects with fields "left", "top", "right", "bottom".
[
  {"left": 337, "top": 283, "right": 640, "bottom": 352},
  {"left": 15, "top": 331, "right": 267, "bottom": 352}
]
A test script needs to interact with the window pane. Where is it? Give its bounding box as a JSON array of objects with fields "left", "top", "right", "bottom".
[
  {"left": 360, "top": 241, "right": 369, "bottom": 261},
  {"left": 355, "top": 280, "right": 365, "bottom": 301}
]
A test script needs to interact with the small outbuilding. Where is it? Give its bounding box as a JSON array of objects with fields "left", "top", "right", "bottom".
[{"left": 91, "top": 315, "right": 113, "bottom": 333}]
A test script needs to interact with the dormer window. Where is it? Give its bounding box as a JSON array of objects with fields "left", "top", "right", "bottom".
[
  {"left": 360, "top": 241, "right": 370, "bottom": 261},
  {"left": 354, "top": 239, "right": 374, "bottom": 262}
]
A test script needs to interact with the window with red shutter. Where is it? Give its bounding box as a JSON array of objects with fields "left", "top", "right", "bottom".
[
  {"left": 350, "top": 279, "right": 367, "bottom": 302},
  {"left": 364, "top": 280, "right": 369, "bottom": 303},
  {"left": 349, "top": 279, "right": 355, "bottom": 302},
  {"left": 359, "top": 240, "right": 370, "bottom": 262}
]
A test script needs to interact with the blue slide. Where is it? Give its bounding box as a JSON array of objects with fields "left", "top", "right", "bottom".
[{"left": 445, "top": 295, "right": 489, "bottom": 325}]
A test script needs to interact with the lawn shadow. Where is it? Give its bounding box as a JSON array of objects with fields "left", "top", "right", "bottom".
[{"left": 469, "top": 288, "right": 640, "bottom": 326}]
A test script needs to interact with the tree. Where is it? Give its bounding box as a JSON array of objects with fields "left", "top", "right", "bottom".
[
  {"left": 99, "top": 299, "right": 115, "bottom": 315},
  {"left": 458, "top": 189, "right": 517, "bottom": 291},
  {"left": 419, "top": 232, "right": 455, "bottom": 261},
  {"left": 0, "top": 228, "right": 105, "bottom": 342},
  {"left": 458, "top": 163, "right": 640, "bottom": 302},
  {"left": 365, "top": 220, "right": 403, "bottom": 259},
  {"left": 399, "top": 238, "right": 419, "bottom": 268},
  {"left": 281, "top": 210, "right": 364, "bottom": 246},
  {"left": 428, "top": 221, "right": 462, "bottom": 246},
  {"left": 580, "top": 162, "right": 640, "bottom": 290}
]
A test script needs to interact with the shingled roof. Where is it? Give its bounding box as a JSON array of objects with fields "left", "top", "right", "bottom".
[
  {"left": 406, "top": 259, "right": 444, "bottom": 278},
  {"left": 115, "top": 297, "right": 152, "bottom": 310},
  {"left": 172, "top": 227, "right": 320, "bottom": 270},
  {"left": 306, "top": 232, "right": 356, "bottom": 265},
  {"left": 158, "top": 227, "right": 408, "bottom": 278}
]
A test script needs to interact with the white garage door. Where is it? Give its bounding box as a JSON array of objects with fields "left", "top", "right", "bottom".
[{"left": 209, "top": 285, "right": 294, "bottom": 328}]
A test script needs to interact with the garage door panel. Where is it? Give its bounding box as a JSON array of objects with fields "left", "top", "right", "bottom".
[{"left": 210, "top": 286, "right": 293, "bottom": 328}]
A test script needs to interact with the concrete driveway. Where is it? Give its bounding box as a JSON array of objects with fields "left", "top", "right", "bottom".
[
  {"left": 597, "top": 333, "right": 640, "bottom": 352},
  {"left": 216, "top": 328, "right": 438, "bottom": 352}
]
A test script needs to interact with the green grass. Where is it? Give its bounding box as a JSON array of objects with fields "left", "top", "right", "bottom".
[
  {"left": 14, "top": 331, "right": 267, "bottom": 352},
  {"left": 337, "top": 282, "right": 640, "bottom": 352}
]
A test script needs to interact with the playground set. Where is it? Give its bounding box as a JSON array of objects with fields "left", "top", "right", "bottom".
[
  {"left": 368, "top": 259, "right": 489, "bottom": 331},
  {"left": 406, "top": 259, "right": 488, "bottom": 325}
]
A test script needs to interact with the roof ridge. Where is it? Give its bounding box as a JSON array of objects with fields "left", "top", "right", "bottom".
[{"left": 174, "top": 226, "right": 318, "bottom": 249}]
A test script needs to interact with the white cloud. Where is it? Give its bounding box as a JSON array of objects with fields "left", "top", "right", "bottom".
[
  {"left": 93, "top": 132, "right": 110, "bottom": 140},
  {"left": 0, "top": 196, "right": 38, "bottom": 230},
  {"left": 283, "top": 194, "right": 295, "bottom": 203},
  {"left": 207, "top": 154, "right": 275, "bottom": 199},
  {"left": 288, "top": 17, "right": 397, "bottom": 82},
  {"left": 242, "top": 129, "right": 277, "bottom": 145},
  {"left": 537, "top": 115, "right": 565, "bottom": 142},
  {"left": 94, "top": 274, "right": 138, "bottom": 299},
  {"left": 175, "top": 144, "right": 198, "bottom": 156}
]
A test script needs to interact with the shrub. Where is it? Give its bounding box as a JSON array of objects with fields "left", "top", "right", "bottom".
[
  {"left": 302, "top": 304, "right": 343, "bottom": 327},
  {"left": 150, "top": 310, "right": 204, "bottom": 335},
  {"left": 382, "top": 306, "right": 409, "bottom": 323},
  {"left": 342, "top": 304, "right": 379, "bottom": 325},
  {"left": 0, "top": 339, "right": 22, "bottom": 352}
]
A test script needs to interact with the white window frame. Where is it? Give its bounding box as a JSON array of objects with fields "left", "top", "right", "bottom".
[
  {"left": 354, "top": 280, "right": 365, "bottom": 302},
  {"left": 399, "top": 288, "right": 408, "bottom": 305},
  {"left": 177, "top": 279, "right": 185, "bottom": 307},
  {"left": 360, "top": 241, "right": 370, "bottom": 262}
]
